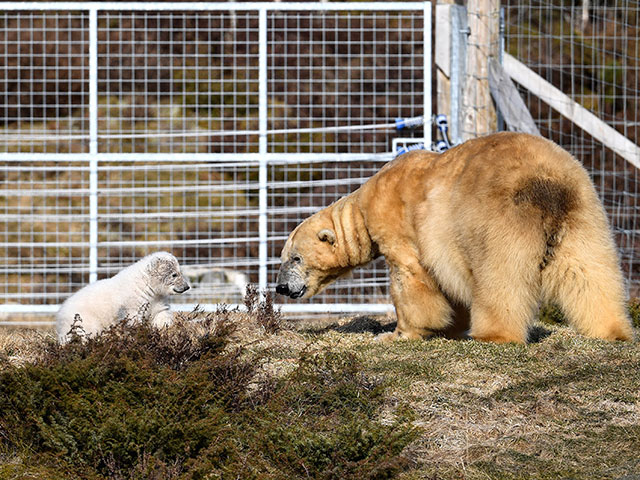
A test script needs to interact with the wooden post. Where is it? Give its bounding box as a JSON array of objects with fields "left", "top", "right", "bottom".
[
  {"left": 435, "top": 1, "right": 454, "bottom": 126},
  {"left": 504, "top": 53, "right": 640, "bottom": 169},
  {"left": 488, "top": 58, "right": 540, "bottom": 135},
  {"left": 461, "top": 0, "right": 500, "bottom": 140}
]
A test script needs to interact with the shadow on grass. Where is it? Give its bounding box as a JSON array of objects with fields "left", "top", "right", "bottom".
[
  {"left": 527, "top": 325, "right": 553, "bottom": 343},
  {"left": 317, "top": 313, "right": 553, "bottom": 344},
  {"left": 335, "top": 316, "right": 396, "bottom": 335}
]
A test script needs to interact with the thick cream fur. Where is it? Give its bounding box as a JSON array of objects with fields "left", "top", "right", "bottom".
[
  {"left": 56, "top": 252, "right": 188, "bottom": 342},
  {"left": 279, "top": 132, "right": 633, "bottom": 343}
]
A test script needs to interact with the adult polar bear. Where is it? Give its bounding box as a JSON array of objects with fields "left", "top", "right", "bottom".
[
  {"left": 276, "top": 132, "right": 633, "bottom": 343},
  {"left": 56, "top": 251, "right": 190, "bottom": 342}
]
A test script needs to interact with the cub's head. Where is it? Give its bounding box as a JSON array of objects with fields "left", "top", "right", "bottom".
[
  {"left": 145, "top": 251, "right": 191, "bottom": 297},
  {"left": 275, "top": 213, "right": 353, "bottom": 300}
]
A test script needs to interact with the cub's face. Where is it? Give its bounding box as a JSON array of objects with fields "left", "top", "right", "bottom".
[
  {"left": 276, "top": 216, "right": 351, "bottom": 299},
  {"left": 147, "top": 252, "right": 191, "bottom": 296}
]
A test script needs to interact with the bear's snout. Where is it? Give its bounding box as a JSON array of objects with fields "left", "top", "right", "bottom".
[
  {"left": 275, "top": 264, "right": 307, "bottom": 299},
  {"left": 275, "top": 283, "right": 307, "bottom": 299},
  {"left": 173, "top": 280, "right": 190, "bottom": 294}
]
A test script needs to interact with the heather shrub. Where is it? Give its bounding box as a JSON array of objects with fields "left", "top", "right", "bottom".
[{"left": 0, "top": 306, "right": 416, "bottom": 479}]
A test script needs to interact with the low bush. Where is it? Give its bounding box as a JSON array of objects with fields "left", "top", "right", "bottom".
[{"left": 0, "top": 306, "right": 417, "bottom": 479}]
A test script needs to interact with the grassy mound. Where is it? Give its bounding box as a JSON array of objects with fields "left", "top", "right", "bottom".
[
  {"left": 0, "top": 305, "right": 417, "bottom": 479},
  {"left": 3, "top": 299, "right": 640, "bottom": 480}
]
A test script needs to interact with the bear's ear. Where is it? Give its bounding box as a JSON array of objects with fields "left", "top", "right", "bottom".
[{"left": 317, "top": 228, "right": 336, "bottom": 245}]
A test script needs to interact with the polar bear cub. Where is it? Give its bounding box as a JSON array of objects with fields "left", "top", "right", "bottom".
[{"left": 56, "top": 251, "right": 190, "bottom": 343}]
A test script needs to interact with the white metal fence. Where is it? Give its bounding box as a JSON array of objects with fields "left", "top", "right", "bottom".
[{"left": 0, "top": 2, "right": 431, "bottom": 314}]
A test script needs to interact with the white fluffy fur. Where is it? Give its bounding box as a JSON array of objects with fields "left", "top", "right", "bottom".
[{"left": 56, "top": 251, "right": 190, "bottom": 342}]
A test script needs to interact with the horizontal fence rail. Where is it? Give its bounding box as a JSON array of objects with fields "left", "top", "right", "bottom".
[{"left": 0, "top": 2, "right": 431, "bottom": 315}]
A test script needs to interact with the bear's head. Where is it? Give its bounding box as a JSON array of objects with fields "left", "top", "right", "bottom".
[
  {"left": 145, "top": 251, "right": 191, "bottom": 297},
  {"left": 276, "top": 199, "right": 376, "bottom": 299}
]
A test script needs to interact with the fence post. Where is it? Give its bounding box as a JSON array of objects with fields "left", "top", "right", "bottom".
[
  {"left": 461, "top": 0, "right": 499, "bottom": 140},
  {"left": 88, "top": 6, "right": 98, "bottom": 283},
  {"left": 450, "top": 5, "right": 468, "bottom": 145},
  {"left": 258, "top": 7, "right": 268, "bottom": 293},
  {"left": 435, "top": 3, "right": 468, "bottom": 146},
  {"left": 423, "top": 1, "right": 432, "bottom": 149}
]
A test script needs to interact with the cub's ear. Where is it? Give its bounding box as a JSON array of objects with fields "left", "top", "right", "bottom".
[{"left": 317, "top": 228, "right": 336, "bottom": 245}]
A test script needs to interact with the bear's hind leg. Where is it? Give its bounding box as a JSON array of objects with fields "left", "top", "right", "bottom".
[
  {"left": 378, "top": 261, "right": 453, "bottom": 342},
  {"left": 469, "top": 254, "right": 540, "bottom": 344},
  {"left": 541, "top": 226, "right": 633, "bottom": 341},
  {"left": 469, "top": 298, "right": 535, "bottom": 343}
]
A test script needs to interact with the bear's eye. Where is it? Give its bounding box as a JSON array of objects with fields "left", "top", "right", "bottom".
[
  {"left": 172, "top": 273, "right": 178, "bottom": 278},
  {"left": 292, "top": 255, "right": 302, "bottom": 264}
]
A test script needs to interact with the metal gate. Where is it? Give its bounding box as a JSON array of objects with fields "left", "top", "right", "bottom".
[{"left": 0, "top": 2, "right": 431, "bottom": 315}]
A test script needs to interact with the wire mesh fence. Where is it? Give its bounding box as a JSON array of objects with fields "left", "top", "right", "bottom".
[
  {"left": 3, "top": 0, "right": 637, "bottom": 318},
  {"left": 0, "top": 10, "right": 90, "bottom": 153},
  {"left": 502, "top": 0, "right": 640, "bottom": 296},
  {"left": 0, "top": 2, "right": 429, "bottom": 313}
]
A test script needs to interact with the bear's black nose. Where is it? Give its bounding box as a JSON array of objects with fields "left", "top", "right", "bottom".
[{"left": 276, "top": 284, "right": 290, "bottom": 296}]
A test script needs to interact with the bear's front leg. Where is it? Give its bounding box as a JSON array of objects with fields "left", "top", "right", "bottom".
[
  {"left": 152, "top": 309, "right": 174, "bottom": 328},
  {"left": 377, "top": 260, "right": 453, "bottom": 342}
]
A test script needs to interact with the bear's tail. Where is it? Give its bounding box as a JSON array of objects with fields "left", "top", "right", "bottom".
[{"left": 513, "top": 176, "right": 576, "bottom": 271}]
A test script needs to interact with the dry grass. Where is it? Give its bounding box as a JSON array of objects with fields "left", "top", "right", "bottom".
[
  {"left": 280, "top": 315, "right": 640, "bottom": 479},
  {"left": 1, "top": 310, "right": 640, "bottom": 479},
  {"left": 0, "top": 327, "right": 53, "bottom": 368},
  {"left": 319, "top": 322, "right": 640, "bottom": 479}
]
